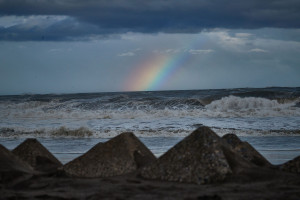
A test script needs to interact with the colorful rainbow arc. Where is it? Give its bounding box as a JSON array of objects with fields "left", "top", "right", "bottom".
[
  {"left": 124, "top": 37, "right": 202, "bottom": 91},
  {"left": 123, "top": 51, "right": 189, "bottom": 91}
]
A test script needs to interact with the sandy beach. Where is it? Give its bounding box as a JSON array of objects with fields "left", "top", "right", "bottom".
[{"left": 2, "top": 171, "right": 300, "bottom": 200}]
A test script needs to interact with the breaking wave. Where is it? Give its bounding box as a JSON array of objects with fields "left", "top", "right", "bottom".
[
  {"left": 204, "top": 96, "right": 300, "bottom": 117},
  {"left": 0, "top": 127, "right": 93, "bottom": 138},
  {"left": 1, "top": 126, "right": 299, "bottom": 139},
  {"left": 0, "top": 88, "right": 300, "bottom": 138},
  {"left": 0, "top": 96, "right": 299, "bottom": 120}
]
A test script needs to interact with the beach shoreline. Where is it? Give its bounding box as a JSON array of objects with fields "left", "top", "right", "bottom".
[
  {"left": 1, "top": 127, "right": 300, "bottom": 199},
  {"left": 2, "top": 171, "right": 300, "bottom": 200}
]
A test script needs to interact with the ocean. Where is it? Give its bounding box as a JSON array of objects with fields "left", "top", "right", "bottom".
[{"left": 0, "top": 87, "right": 300, "bottom": 165}]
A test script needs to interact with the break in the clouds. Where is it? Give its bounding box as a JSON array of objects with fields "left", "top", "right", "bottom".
[{"left": 0, "top": 0, "right": 300, "bottom": 41}]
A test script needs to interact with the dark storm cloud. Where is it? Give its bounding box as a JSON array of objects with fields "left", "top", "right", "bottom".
[
  {"left": 0, "top": 0, "right": 300, "bottom": 41},
  {"left": 0, "top": 16, "right": 119, "bottom": 41}
]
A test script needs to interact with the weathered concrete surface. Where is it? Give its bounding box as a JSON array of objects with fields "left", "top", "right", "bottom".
[
  {"left": 222, "top": 134, "right": 272, "bottom": 167},
  {"left": 0, "top": 144, "right": 34, "bottom": 183},
  {"left": 13, "top": 138, "right": 62, "bottom": 172},
  {"left": 63, "top": 132, "right": 156, "bottom": 177},
  {"left": 280, "top": 156, "right": 300, "bottom": 174},
  {"left": 140, "top": 126, "right": 257, "bottom": 184}
]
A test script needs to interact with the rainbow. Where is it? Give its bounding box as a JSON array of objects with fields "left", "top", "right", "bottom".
[
  {"left": 124, "top": 50, "right": 191, "bottom": 91},
  {"left": 123, "top": 35, "right": 205, "bottom": 91}
]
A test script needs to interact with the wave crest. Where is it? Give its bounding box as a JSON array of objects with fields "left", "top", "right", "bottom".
[
  {"left": 206, "top": 96, "right": 285, "bottom": 110},
  {"left": 0, "top": 96, "right": 299, "bottom": 120},
  {"left": 1, "top": 126, "right": 300, "bottom": 139},
  {"left": 205, "top": 96, "right": 300, "bottom": 117},
  {"left": 0, "top": 127, "right": 93, "bottom": 138},
  {"left": 51, "top": 127, "right": 93, "bottom": 137}
]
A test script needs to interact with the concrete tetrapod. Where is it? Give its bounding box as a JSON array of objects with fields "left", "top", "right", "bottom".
[
  {"left": 63, "top": 132, "right": 156, "bottom": 177},
  {"left": 13, "top": 138, "right": 62, "bottom": 173},
  {"left": 140, "top": 127, "right": 259, "bottom": 184}
]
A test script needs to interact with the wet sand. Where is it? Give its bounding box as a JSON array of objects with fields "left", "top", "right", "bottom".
[
  {"left": 1, "top": 128, "right": 300, "bottom": 200},
  {"left": 1, "top": 171, "right": 300, "bottom": 200}
]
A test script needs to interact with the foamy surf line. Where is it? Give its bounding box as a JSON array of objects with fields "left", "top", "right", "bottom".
[
  {"left": 1, "top": 133, "right": 299, "bottom": 165},
  {"left": 1, "top": 88, "right": 300, "bottom": 138},
  {"left": 0, "top": 96, "right": 300, "bottom": 120},
  {"left": 1, "top": 126, "right": 300, "bottom": 139}
]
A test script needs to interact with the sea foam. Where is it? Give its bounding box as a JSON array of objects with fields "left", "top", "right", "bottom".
[
  {"left": 205, "top": 96, "right": 300, "bottom": 117},
  {"left": 0, "top": 89, "right": 300, "bottom": 138},
  {"left": 0, "top": 96, "right": 299, "bottom": 120}
]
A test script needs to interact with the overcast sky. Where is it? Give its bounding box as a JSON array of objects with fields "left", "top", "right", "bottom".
[{"left": 0, "top": 0, "right": 300, "bottom": 95}]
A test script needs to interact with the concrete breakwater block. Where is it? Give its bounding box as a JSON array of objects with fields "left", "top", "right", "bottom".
[
  {"left": 222, "top": 134, "right": 272, "bottom": 167},
  {"left": 13, "top": 138, "right": 62, "bottom": 173},
  {"left": 140, "top": 126, "right": 258, "bottom": 184},
  {"left": 0, "top": 144, "right": 34, "bottom": 183},
  {"left": 280, "top": 156, "right": 300, "bottom": 174},
  {"left": 63, "top": 132, "right": 157, "bottom": 177}
]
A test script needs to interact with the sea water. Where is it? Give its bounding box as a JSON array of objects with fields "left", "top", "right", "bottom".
[{"left": 0, "top": 87, "right": 300, "bottom": 165}]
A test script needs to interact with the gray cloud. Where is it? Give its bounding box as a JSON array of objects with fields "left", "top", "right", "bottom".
[
  {"left": 118, "top": 52, "right": 135, "bottom": 57},
  {"left": 249, "top": 48, "right": 268, "bottom": 53},
  {"left": 0, "top": 29, "right": 299, "bottom": 94},
  {"left": 0, "top": 0, "right": 300, "bottom": 41},
  {"left": 189, "top": 49, "right": 214, "bottom": 55},
  {"left": 0, "top": 15, "right": 120, "bottom": 41}
]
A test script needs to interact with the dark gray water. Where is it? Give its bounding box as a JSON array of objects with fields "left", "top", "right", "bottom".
[
  {"left": 1, "top": 136, "right": 300, "bottom": 165},
  {"left": 0, "top": 87, "right": 299, "bottom": 165},
  {"left": 0, "top": 87, "right": 299, "bottom": 137}
]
